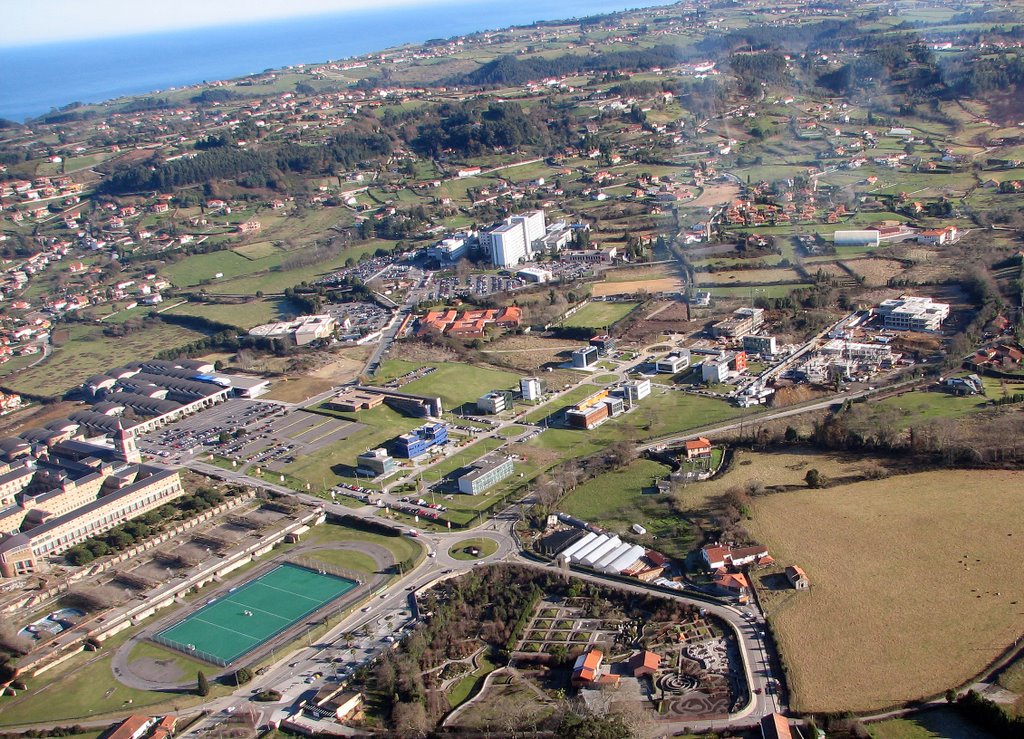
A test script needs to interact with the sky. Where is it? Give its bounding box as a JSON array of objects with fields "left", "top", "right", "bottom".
[{"left": 3, "top": 0, "right": 449, "bottom": 47}]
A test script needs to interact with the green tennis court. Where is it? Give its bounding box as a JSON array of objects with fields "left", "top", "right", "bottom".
[{"left": 154, "top": 563, "right": 356, "bottom": 665}]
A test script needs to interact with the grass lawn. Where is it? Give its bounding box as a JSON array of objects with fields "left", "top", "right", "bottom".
[
  {"left": 0, "top": 622, "right": 230, "bottom": 726},
  {"left": 867, "top": 708, "right": 998, "bottom": 739},
  {"left": 747, "top": 470, "right": 1024, "bottom": 713},
  {"left": 561, "top": 301, "right": 639, "bottom": 329},
  {"left": 305, "top": 548, "right": 380, "bottom": 574},
  {"left": 446, "top": 652, "right": 497, "bottom": 708},
  {"left": 299, "top": 522, "right": 424, "bottom": 570},
  {"left": 285, "top": 405, "right": 421, "bottom": 486},
  {"left": 420, "top": 437, "right": 504, "bottom": 483},
  {"left": 861, "top": 378, "right": 1024, "bottom": 429},
  {"left": 3, "top": 322, "right": 209, "bottom": 398},
  {"left": 559, "top": 459, "right": 693, "bottom": 558},
  {"left": 165, "top": 298, "right": 293, "bottom": 330},
  {"left": 377, "top": 360, "right": 521, "bottom": 410},
  {"left": 448, "top": 537, "right": 500, "bottom": 560}
]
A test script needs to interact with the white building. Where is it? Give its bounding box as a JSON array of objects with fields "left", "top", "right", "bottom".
[
  {"left": 248, "top": 315, "right": 337, "bottom": 346},
  {"left": 476, "top": 391, "right": 507, "bottom": 414},
  {"left": 833, "top": 230, "right": 880, "bottom": 247},
  {"left": 520, "top": 377, "right": 543, "bottom": 401},
  {"left": 517, "top": 267, "right": 553, "bottom": 283},
  {"left": 656, "top": 351, "right": 690, "bottom": 374},
  {"left": 623, "top": 379, "right": 651, "bottom": 404},
  {"left": 427, "top": 236, "right": 468, "bottom": 262},
  {"left": 876, "top": 295, "right": 950, "bottom": 331},
  {"left": 486, "top": 210, "right": 547, "bottom": 267}
]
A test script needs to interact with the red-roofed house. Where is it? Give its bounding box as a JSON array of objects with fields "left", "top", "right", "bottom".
[
  {"left": 702, "top": 543, "right": 769, "bottom": 570},
  {"left": 572, "top": 648, "right": 605, "bottom": 686},
  {"left": 107, "top": 716, "right": 157, "bottom": 739},
  {"left": 628, "top": 650, "right": 661, "bottom": 678},
  {"left": 684, "top": 437, "right": 712, "bottom": 459},
  {"left": 760, "top": 712, "right": 793, "bottom": 739},
  {"left": 786, "top": 565, "right": 809, "bottom": 590}
]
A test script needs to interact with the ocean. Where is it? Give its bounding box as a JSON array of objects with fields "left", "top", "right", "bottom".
[{"left": 0, "top": 0, "right": 674, "bottom": 122}]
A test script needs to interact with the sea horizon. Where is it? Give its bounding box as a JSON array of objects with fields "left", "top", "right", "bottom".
[{"left": 0, "top": 0, "right": 676, "bottom": 123}]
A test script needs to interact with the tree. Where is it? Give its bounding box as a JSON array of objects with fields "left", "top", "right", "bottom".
[
  {"left": 197, "top": 670, "right": 210, "bottom": 696},
  {"left": 804, "top": 469, "right": 823, "bottom": 488},
  {"left": 233, "top": 667, "right": 253, "bottom": 686}
]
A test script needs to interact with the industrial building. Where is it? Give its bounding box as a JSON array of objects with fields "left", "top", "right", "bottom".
[
  {"left": 393, "top": 423, "right": 448, "bottom": 458},
  {"left": 711, "top": 307, "right": 765, "bottom": 339},
  {"left": 571, "top": 346, "right": 599, "bottom": 369},
  {"left": 833, "top": 229, "right": 880, "bottom": 247},
  {"left": 875, "top": 295, "right": 950, "bottom": 332},
  {"left": 457, "top": 453, "right": 515, "bottom": 494},
  {"left": 354, "top": 386, "right": 443, "bottom": 417},
  {"left": 323, "top": 388, "right": 385, "bottom": 413},
  {"left": 248, "top": 314, "right": 337, "bottom": 346}
]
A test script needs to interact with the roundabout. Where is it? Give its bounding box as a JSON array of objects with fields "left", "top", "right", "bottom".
[{"left": 447, "top": 537, "right": 500, "bottom": 561}]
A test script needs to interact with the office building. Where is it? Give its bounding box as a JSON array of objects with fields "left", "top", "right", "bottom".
[
  {"left": 457, "top": 454, "right": 515, "bottom": 494},
  {"left": 876, "top": 295, "right": 949, "bottom": 331},
  {"left": 742, "top": 334, "right": 777, "bottom": 356},
  {"left": 476, "top": 391, "right": 508, "bottom": 415},
  {"left": 393, "top": 423, "right": 448, "bottom": 459},
  {"left": 589, "top": 335, "right": 616, "bottom": 355},
  {"left": 520, "top": 377, "right": 544, "bottom": 401},
  {"left": 356, "top": 448, "right": 396, "bottom": 476},
  {"left": 711, "top": 307, "right": 765, "bottom": 339},
  {"left": 623, "top": 379, "right": 651, "bottom": 404},
  {"left": 571, "top": 346, "right": 599, "bottom": 369},
  {"left": 655, "top": 351, "right": 690, "bottom": 374},
  {"left": 702, "top": 351, "right": 747, "bottom": 384}
]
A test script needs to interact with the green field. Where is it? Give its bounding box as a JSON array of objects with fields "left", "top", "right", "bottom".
[
  {"left": 865, "top": 377, "right": 1024, "bottom": 427},
  {"left": 155, "top": 563, "right": 357, "bottom": 664},
  {"left": 284, "top": 404, "right": 421, "bottom": 486},
  {"left": 1, "top": 322, "right": 209, "bottom": 398},
  {"left": 165, "top": 298, "right": 294, "bottom": 330},
  {"left": 448, "top": 537, "right": 500, "bottom": 560},
  {"left": 561, "top": 301, "right": 639, "bottom": 329},
  {"left": 560, "top": 459, "right": 694, "bottom": 557},
  {"left": 377, "top": 360, "right": 521, "bottom": 410}
]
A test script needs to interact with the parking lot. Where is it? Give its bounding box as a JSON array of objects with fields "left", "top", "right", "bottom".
[{"left": 138, "top": 399, "right": 364, "bottom": 470}]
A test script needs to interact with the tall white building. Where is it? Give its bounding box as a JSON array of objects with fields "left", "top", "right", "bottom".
[
  {"left": 489, "top": 222, "right": 530, "bottom": 267},
  {"left": 487, "top": 210, "right": 547, "bottom": 267}
]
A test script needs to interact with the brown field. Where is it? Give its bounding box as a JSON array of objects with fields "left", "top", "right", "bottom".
[
  {"left": 842, "top": 258, "right": 906, "bottom": 287},
  {"left": 262, "top": 349, "right": 370, "bottom": 403},
  {"left": 480, "top": 335, "right": 577, "bottom": 369},
  {"left": 689, "top": 182, "right": 741, "bottom": 208},
  {"left": 696, "top": 268, "right": 803, "bottom": 285},
  {"left": 591, "top": 276, "right": 684, "bottom": 296},
  {"left": 807, "top": 262, "right": 847, "bottom": 278},
  {"left": 672, "top": 448, "right": 881, "bottom": 513},
  {"left": 747, "top": 470, "right": 1024, "bottom": 713}
]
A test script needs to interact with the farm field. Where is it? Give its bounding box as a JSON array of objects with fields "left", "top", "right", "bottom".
[
  {"left": 2, "top": 322, "right": 209, "bottom": 398},
  {"left": 696, "top": 267, "right": 804, "bottom": 285},
  {"left": 842, "top": 258, "right": 906, "bottom": 287},
  {"left": 560, "top": 301, "right": 639, "bottom": 329},
  {"left": 591, "top": 277, "right": 683, "bottom": 297},
  {"left": 747, "top": 470, "right": 1024, "bottom": 713}
]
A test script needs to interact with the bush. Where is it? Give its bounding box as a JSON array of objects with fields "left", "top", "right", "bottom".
[
  {"left": 253, "top": 689, "right": 282, "bottom": 702},
  {"left": 233, "top": 667, "right": 254, "bottom": 686}
]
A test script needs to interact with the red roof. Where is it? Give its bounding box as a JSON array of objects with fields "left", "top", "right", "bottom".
[{"left": 684, "top": 437, "right": 712, "bottom": 451}]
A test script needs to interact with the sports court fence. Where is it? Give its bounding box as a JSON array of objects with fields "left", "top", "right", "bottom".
[
  {"left": 152, "top": 632, "right": 229, "bottom": 666},
  {"left": 288, "top": 557, "right": 365, "bottom": 586}
]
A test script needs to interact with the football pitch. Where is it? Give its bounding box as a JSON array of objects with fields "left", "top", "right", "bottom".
[{"left": 154, "top": 563, "right": 357, "bottom": 665}]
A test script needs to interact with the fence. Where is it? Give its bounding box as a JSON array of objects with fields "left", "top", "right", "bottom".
[
  {"left": 287, "top": 557, "right": 365, "bottom": 586},
  {"left": 152, "top": 632, "right": 228, "bottom": 667}
]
